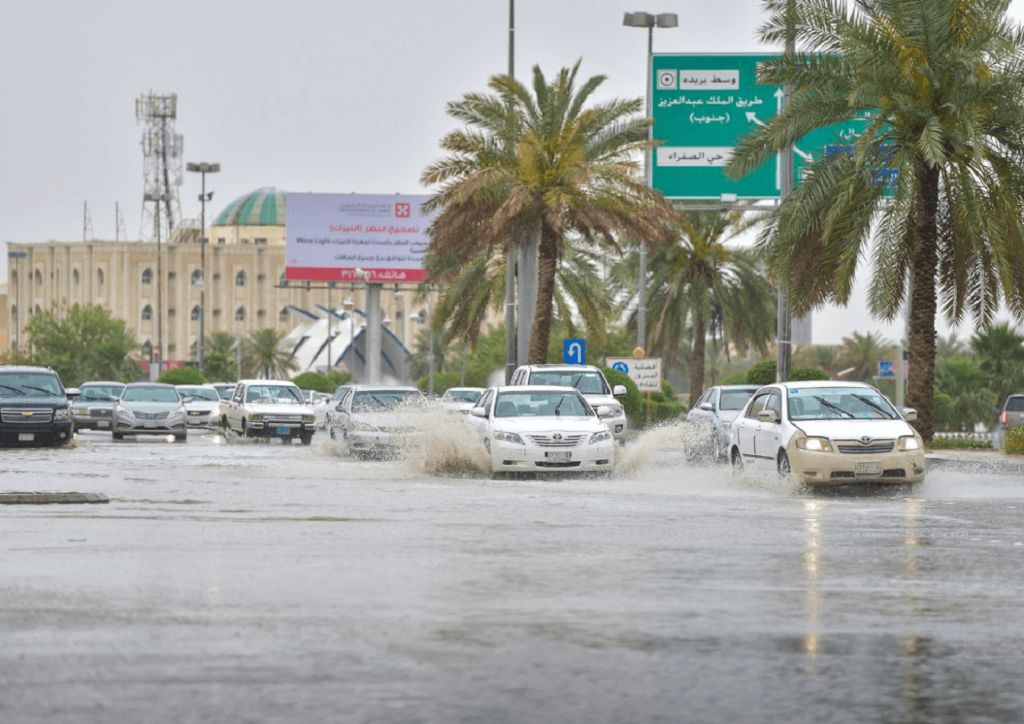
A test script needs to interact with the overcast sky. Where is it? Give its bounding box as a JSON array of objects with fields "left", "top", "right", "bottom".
[{"left": 3, "top": 0, "right": 1024, "bottom": 345}]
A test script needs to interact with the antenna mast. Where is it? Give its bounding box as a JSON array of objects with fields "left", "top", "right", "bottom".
[{"left": 135, "top": 92, "right": 183, "bottom": 242}]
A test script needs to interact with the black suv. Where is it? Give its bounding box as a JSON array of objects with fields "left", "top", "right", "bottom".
[{"left": 0, "top": 365, "right": 74, "bottom": 446}]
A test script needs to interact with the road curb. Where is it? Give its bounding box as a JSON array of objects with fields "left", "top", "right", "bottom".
[
  {"left": 925, "top": 454, "right": 1024, "bottom": 477},
  {"left": 0, "top": 492, "right": 110, "bottom": 505}
]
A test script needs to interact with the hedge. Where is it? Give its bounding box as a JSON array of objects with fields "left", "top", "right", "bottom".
[
  {"left": 157, "top": 367, "right": 207, "bottom": 385},
  {"left": 1005, "top": 424, "right": 1024, "bottom": 455}
]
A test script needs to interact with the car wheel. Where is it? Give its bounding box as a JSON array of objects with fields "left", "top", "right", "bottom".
[
  {"left": 174, "top": 434, "right": 187, "bottom": 443},
  {"left": 300, "top": 433, "right": 314, "bottom": 446},
  {"left": 777, "top": 450, "right": 791, "bottom": 478},
  {"left": 731, "top": 447, "right": 744, "bottom": 475},
  {"left": 112, "top": 432, "right": 124, "bottom": 441},
  {"left": 241, "top": 419, "right": 251, "bottom": 439}
]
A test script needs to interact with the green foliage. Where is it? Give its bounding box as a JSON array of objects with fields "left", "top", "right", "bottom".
[
  {"left": 202, "top": 332, "right": 239, "bottom": 382},
  {"left": 933, "top": 356, "right": 997, "bottom": 432},
  {"left": 291, "top": 370, "right": 351, "bottom": 393},
  {"left": 1005, "top": 425, "right": 1024, "bottom": 455},
  {"left": 601, "top": 367, "right": 684, "bottom": 429},
  {"left": 242, "top": 328, "right": 296, "bottom": 379},
  {"left": 24, "top": 304, "right": 140, "bottom": 387},
  {"left": 720, "top": 370, "right": 748, "bottom": 385},
  {"left": 745, "top": 361, "right": 828, "bottom": 385},
  {"left": 601, "top": 366, "right": 644, "bottom": 426},
  {"left": 927, "top": 437, "right": 994, "bottom": 451},
  {"left": 157, "top": 367, "right": 207, "bottom": 385},
  {"left": 417, "top": 371, "right": 465, "bottom": 395},
  {"left": 645, "top": 380, "right": 686, "bottom": 427}
]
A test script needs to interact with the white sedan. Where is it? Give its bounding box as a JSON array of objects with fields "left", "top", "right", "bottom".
[
  {"left": 468, "top": 386, "right": 615, "bottom": 476},
  {"left": 729, "top": 381, "right": 925, "bottom": 486}
]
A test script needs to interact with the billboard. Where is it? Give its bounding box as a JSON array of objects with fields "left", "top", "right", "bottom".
[{"left": 285, "top": 193, "right": 434, "bottom": 283}]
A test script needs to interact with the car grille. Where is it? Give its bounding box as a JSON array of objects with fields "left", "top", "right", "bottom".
[
  {"left": 89, "top": 408, "right": 112, "bottom": 418},
  {"left": 134, "top": 411, "right": 170, "bottom": 420},
  {"left": 266, "top": 415, "right": 302, "bottom": 423},
  {"left": 837, "top": 440, "right": 894, "bottom": 454},
  {"left": 527, "top": 434, "right": 584, "bottom": 448},
  {"left": 1, "top": 408, "right": 53, "bottom": 424}
]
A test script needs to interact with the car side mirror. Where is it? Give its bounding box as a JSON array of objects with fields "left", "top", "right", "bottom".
[
  {"left": 757, "top": 409, "right": 779, "bottom": 424},
  {"left": 613, "top": 385, "right": 627, "bottom": 397},
  {"left": 699, "top": 402, "right": 713, "bottom": 412},
  {"left": 470, "top": 407, "right": 487, "bottom": 418},
  {"left": 596, "top": 405, "right": 613, "bottom": 418},
  {"left": 65, "top": 388, "right": 80, "bottom": 397},
  {"left": 901, "top": 407, "right": 918, "bottom": 422}
]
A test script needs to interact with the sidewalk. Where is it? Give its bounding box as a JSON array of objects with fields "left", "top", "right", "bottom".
[{"left": 925, "top": 448, "right": 1024, "bottom": 476}]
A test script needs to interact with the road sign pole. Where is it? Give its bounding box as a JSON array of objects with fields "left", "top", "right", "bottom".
[
  {"left": 637, "top": 24, "right": 653, "bottom": 351},
  {"left": 775, "top": 0, "right": 795, "bottom": 384}
]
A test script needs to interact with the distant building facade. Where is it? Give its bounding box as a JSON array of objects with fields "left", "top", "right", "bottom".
[{"left": 2, "top": 188, "right": 428, "bottom": 366}]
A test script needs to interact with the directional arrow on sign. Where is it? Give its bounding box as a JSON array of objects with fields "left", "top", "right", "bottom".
[{"left": 745, "top": 111, "right": 815, "bottom": 164}]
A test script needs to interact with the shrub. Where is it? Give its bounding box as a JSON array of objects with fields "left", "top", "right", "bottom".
[
  {"left": 417, "top": 370, "right": 464, "bottom": 395},
  {"left": 157, "top": 366, "right": 207, "bottom": 385},
  {"left": 292, "top": 370, "right": 351, "bottom": 393},
  {"left": 719, "top": 371, "right": 749, "bottom": 385},
  {"left": 789, "top": 366, "right": 830, "bottom": 381},
  {"left": 746, "top": 360, "right": 829, "bottom": 385},
  {"left": 1005, "top": 424, "right": 1024, "bottom": 455},
  {"left": 601, "top": 366, "right": 644, "bottom": 425},
  {"left": 927, "top": 437, "right": 994, "bottom": 450}
]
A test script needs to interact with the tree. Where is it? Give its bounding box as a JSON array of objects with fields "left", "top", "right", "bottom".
[
  {"left": 203, "top": 332, "right": 239, "bottom": 382},
  {"left": 934, "top": 356, "right": 997, "bottom": 431},
  {"left": 241, "top": 329, "right": 296, "bottom": 379},
  {"left": 970, "top": 322, "right": 1024, "bottom": 402},
  {"left": 837, "top": 331, "right": 895, "bottom": 382},
  {"left": 24, "top": 305, "right": 139, "bottom": 386},
  {"left": 291, "top": 370, "right": 351, "bottom": 393},
  {"left": 157, "top": 367, "right": 207, "bottom": 385},
  {"left": 615, "top": 211, "right": 775, "bottom": 399},
  {"left": 727, "top": 0, "right": 1024, "bottom": 439},
  {"left": 422, "top": 60, "right": 679, "bottom": 363}
]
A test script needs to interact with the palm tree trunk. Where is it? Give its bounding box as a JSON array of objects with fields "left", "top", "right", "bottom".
[
  {"left": 689, "top": 310, "right": 707, "bottom": 404},
  {"left": 908, "top": 165, "right": 939, "bottom": 440},
  {"left": 528, "top": 224, "right": 559, "bottom": 363}
]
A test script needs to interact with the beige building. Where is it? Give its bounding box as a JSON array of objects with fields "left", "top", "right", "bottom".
[{"left": 2, "top": 188, "right": 427, "bottom": 363}]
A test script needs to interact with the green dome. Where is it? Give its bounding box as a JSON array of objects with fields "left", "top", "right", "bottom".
[{"left": 213, "top": 187, "right": 285, "bottom": 226}]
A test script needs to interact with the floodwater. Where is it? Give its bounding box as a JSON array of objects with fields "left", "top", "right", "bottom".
[{"left": 1, "top": 423, "right": 1023, "bottom": 723}]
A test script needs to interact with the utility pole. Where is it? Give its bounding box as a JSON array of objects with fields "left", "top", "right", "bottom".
[
  {"left": 775, "top": 0, "right": 796, "bottom": 383},
  {"left": 504, "top": 0, "right": 517, "bottom": 380},
  {"left": 187, "top": 162, "right": 220, "bottom": 373}
]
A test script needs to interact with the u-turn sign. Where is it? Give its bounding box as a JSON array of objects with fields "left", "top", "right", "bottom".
[{"left": 562, "top": 339, "right": 586, "bottom": 365}]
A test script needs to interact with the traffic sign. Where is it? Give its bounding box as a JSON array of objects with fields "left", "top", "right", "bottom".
[
  {"left": 563, "top": 338, "right": 586, "bottom": 365},
  {"left": 607, "top": 357, "right": 662, "bottom": 393},
  {"left": 878, "top": 360, "right": 895, "bottom": 379},
  {"left": 651, "top": 54, "right": 875, "bottom": 199}
]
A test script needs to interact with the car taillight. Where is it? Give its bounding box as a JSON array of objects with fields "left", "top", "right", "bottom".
[{"left": 1001, "top": 411, "right": 1009, "bottom": 425}]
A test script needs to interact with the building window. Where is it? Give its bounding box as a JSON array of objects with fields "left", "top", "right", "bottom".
[
  {"left": 141, "top": 340, "right": 152, "bottom": 358},
  {"left": 235, "top": 306, "right": 246, "bottom": 322},
  {"left": 34, "top": 269, "right": 43, "bottom": 286},
  {"left": 141, "top": 305, "right": 153, "bottom": 321},
  {"left": 190, "top": 341, "right": 197, "bottom": 357},
  {"left": 255, "top": 238, "right": 267, "bottom": 246},
  {"left": 141, "top": 268, "right": 153, "bottom": 285},
  {"left": 190, "top": 306, "right": 201, "bottom": 321},
  {"left": 235, "top": 270, "right": 247, "bottom": 287},
  {"left": 191, "top": 269, "right": 202, "bottom": 285},
  {"left": 97, "top": 268, "right": 105, "bottom": 287},
  {"left": 279, "top": 307, "right": 289, "bottom": 322},
  {"left": 217, "top": 237, "right": 225, "bottom": 245},
  {"left": 168, "top": 344, "right": 176, "bottom": 354},
  {"left": 73, "top": 269, "right": 80, "bottom": 286}
]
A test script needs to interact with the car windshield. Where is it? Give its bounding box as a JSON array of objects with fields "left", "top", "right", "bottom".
[
  {"left": 352, "top": 390, "right": 423, "bottom": 412},
  {"left": 444, "top": 390, "right": 482, "bottom": 403},
  {"left": 528, "top": 370, "right": 608, "bottom": 395},
  {"left": 788, "top": 387, "right": 897, "bottom": 420},
  {"left": 179, "top": 387, "right": 219, "bottom": 402},
  {"left": 494, "top": 391, "right": 592, "bottom": 418},
  {"left": 80, "top": 384, "right": 124, "bottom": 400},
  {"left": 720, "top": 389, "right": 756, "bottom": 411},
  {"left": 245, "top": 385, "right": 303, "bottom": 404},
  {"left": 122, "top": 386, "right": 179, "bottom": 403},
  {"left": 1007, "top": 396, "right": 1024, "bottom": 412},
  {"left": 0, "top": 373, "right": 63, "bottom": 396},
  {"left": 215, "top": 386, "right": 235, "bottom": 400}
]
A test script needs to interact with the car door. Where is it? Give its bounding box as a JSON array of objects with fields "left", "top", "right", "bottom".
[
  {"left": 228, "top": 384, "right": 246, "bottom": 431},
  {"left": 467, "top": 389, "right": 494, "bottom": 440},
  {"left": 754, "top": 390, "right": 784, "bottom": 464},
  {"left": 688, "top": 388, "right": 713, "bottom": 426},
  {"left": 737, "top": 392, "right": 769, "bottom": 463}
]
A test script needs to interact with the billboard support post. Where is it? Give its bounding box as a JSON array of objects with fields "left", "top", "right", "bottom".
[{"left": 366, "top": 283, "right": 382, "bottom": 384}]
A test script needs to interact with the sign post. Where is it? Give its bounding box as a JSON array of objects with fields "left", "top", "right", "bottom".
[{"left": 607, "top": 356, "right": 663, "bottom": 393}]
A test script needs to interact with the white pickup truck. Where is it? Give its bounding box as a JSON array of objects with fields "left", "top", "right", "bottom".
[{"left": 218, "top": 379, "right": 317, "bottom": 445}]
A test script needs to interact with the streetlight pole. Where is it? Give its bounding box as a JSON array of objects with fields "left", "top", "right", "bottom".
[
  {"left": 624, "top": 11, "right": 678, "bottom": 351},
  {"left": 186, "top": 162, "right": 220, "bottom": 373},
  {"left": 775, "top": 0, "right": 796, "bottom": 383},
  {"left": 145, "top": 191, "right": 168, "bottom": 375},
  {"left": 327, "top": 282, "right": 334, "bottom": 372},
  {"left": 504, "top": 0, "right": 517, "bottom": 381}
]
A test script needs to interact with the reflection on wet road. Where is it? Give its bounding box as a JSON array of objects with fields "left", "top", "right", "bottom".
[{"left": 1, "top": 430, "right": 1023, "bottom": 723}]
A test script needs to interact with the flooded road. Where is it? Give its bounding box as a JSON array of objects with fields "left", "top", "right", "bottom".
[{"left": 2, "top": 430, "right": 1023, "bottom": 723}]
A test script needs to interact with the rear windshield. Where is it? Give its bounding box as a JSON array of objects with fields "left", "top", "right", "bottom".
[
  {"left": 0, "top": 372, "right": 63, "bottom": 397},
  {"left": 444, "top": 390, "right": 482, "bottom": 403},
  {"left": 245, "top": 385, "right": 303, "bottom": 404},
  {"left": 352, "top": 390, "right": 424, "bottom": 411},
  {"left": 1006, "top": 396, "right": 1024, "bottom": 412},
  {"left": 528, "top": 370, "right": 608, "bottom": 395},
  {"left": 80, "top": 384, "right": 124, "bottom": 400},
  {"left": 179, "top": 387, "right": 219, "bottom": 402},
  {"left": 720, "top": 389, "right": 756, "bottom": 411},
  {"left": 123, "top": 386, "right": 180, "bottom": 403}
]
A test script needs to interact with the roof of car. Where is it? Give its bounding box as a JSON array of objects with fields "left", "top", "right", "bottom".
[
  {"left": 518, "top": 364, "right": 602, "bottom": 372},
  {"left": 445, "top": 387, "right": 484, "bottom": 392},
  {"left": 175, "top": 384, "right": 216, "bottom": 389},
  {"left": 776, "top": 380, "right": 864, "bottom": 389},
  {"left": 81, "top": 380, "right": 126, "bottom": 386},
  {"left": 0, "top": 365, "right": 59, "bottom": 374},
  {"left": 716, "top": 384, "right": 761, "bottom": 390},
  {"left": 124, "top": 382, "right": 175, "bottom": 388},
  {"left": 349, "top": 385, "right": 421, "bottom": 392},
  {"left": 495, "top": 385, "right": 584, "bottom": 393},
  {"left": 236, "top": 379, "right": 297, "bottom": 386}
]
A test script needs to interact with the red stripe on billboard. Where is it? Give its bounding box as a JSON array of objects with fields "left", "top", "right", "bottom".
[{"left": 285, "top": 267, "right": 428, "bottom": 283}]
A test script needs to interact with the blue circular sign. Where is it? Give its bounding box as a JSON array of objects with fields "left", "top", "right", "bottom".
[{"left": 612, "top": 362, "right": 629, "bottom": 374}]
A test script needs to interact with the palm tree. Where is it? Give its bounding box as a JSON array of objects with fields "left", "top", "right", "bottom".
[
  {"left": 935, "top": 333, "right": 965, "bottom": 362},
  {"left": 422, "top": 60, "right": 679, "bottom": 362},
  {"left": 970, "top": 322, "right": 1024, "bottom": 401},
  {"left": 837, "top": 331, "right": 895, "bottom": 382},
  {"left": 242, "top": 329, "right": 296, "bottom": 379},
  {"left": 614, "top": 211, "right": 776, "bottom": 398},
  {"left": 727, "top": 0, "right": 1024, "bottom": 438}
]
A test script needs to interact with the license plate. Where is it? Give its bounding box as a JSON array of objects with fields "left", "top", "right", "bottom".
[
  {"left": 18, "top": 433, "right": 34, "bottom": 442},
  {"left": 855, "top": 462, "right": 882, "bottom": 476},
  {"left": 275, "top": 426, "right": 292, "bottom": 435},
  {"left": 97, "top": 421, "right": 109, "bottom": 428},
  {"left": 144, "top": 421, "right": 157, "bottom": 428},
  {"left": 545, "top": 451, "right": 571, "bottom": 462}
]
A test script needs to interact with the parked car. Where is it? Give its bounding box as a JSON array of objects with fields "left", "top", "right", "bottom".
[
  {"left": 176, "top": 384, "right": 221, "bottom": 428},
  {"left": 686, "top": 385, "right": 761, "bottom": 462},
  {"left": 440, "top": 387, "right": 485, "bottom": 414},
  {"left": 729, "top": 381, "right": 924, "bottom": 487},
  {"left": 211, "top": 382, "right": 237, "bottom": 400},
  {"left": 510, "top": 365, "right": 628, "bottom": 443},
  {"left": 0, "top": 365, "right": 74, "bottom": 446},
  {"left": 330, "top": 385, "right": 425, "bottom": 456},
  {"left": 71, "top": 381, "right": 126, "bottom": 432},
  {"left": 113, "top": 383, "right": 188, "bottom": 442},
  {"left": 324, "top": 384, "right": 354, "bottom": 434},
  {"left": 467, "top": 385, "right": 616, "bottom": 477},
  {"left": 998, "top": 394, "right": 1024, "bottom": 438},
  {"left": 219, "top": 380, "right": 317, "bottom": 444}
]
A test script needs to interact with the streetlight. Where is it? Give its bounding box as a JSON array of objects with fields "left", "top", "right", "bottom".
[
  {"left": 623, "top": 11, "right": 678, "bottom": 351},
  {"left": 186, "top": 162, "right": 220, "bottom": 373}
]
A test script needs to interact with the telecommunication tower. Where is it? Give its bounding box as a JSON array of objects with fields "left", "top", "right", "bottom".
[{"left": 136, "top": 92, "right": 183, "bottom": 242}]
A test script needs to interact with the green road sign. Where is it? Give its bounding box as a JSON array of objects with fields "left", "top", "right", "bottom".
[{"left": 651, "top": 54, "right": 873, "bottom": 200}]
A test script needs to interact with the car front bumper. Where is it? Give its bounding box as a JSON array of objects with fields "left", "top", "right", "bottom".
[
  {"left": 788, "top": 443, "right": 926, "bottom": 485},
  {"left": 114, "top": 418, "right": 188, "bottom": 436},
  {"left": 490, "top": 438, "right": 615, "bottom": 473},
  {"left": 244, "top": 421, "right": 314, "bottom": 439},
  {"left": 0, "top": 421, "right": 74, "bottom": 445},
  {"left": 185, "top": 411, "right": 216, "bottom": 428},
  {"left": 346, "top": 430, "right": 411, "bottom": 455},
  {"left": 72, "top": 413, "right": 114, "bottom": 430}
]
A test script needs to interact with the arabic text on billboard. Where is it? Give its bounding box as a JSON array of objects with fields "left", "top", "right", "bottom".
[{"left": 285, "top": 193, "right": 434, "bottom": 283}]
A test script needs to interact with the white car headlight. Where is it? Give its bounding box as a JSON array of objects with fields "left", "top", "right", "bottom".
[
  {"left": 169, "top": 409, "right": 185, "bottom": 419},
  {"left": 352, "top": 421, "right": 378, "bottom": 432},
  {"left": 302, "top": 415, "right": 315, "bottom": 424},
  {"left": 493, "top": 430, "right": 524, "bottom": 444},
  {"left": 796, "top": 436, "right": 832, "bottom": 452},
  {"left": 589, "top": 430, "right": 611, "bottom": 444},
  {"left": 54, "top": 408, "right": 69, "bottom": 421},
  {"left": 117, "top": 406, "right": 134, "bottom": 418},
  {"left": 898, "top": 435, "right": 921, "bottom": 451},
  {"left": 74, "top": 406, "right": 89, "bottom": 415}
]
